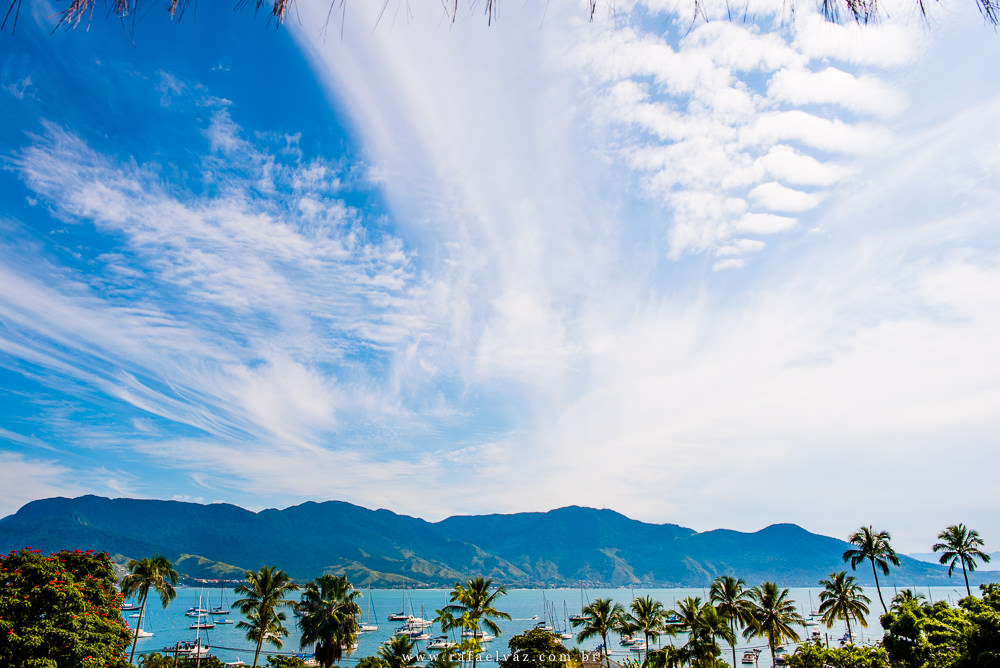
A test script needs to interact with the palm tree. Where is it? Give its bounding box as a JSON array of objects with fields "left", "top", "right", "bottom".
[
  {"left": 443, "top": 577, "right": 511, "bottom": 668},
  {"left": 890, "top": 588, "right": 927, "bottom": 612},
  {"left": 623, "top": 595, "right": 667, "bottom": 664},
  {"left": 238, "top": 607, "right": 290, "bottom": 664},
  {"left": 379, "top": 633, "right": 420, "bottom": 668},
  {"left": 645, "top": 645, "right": 685, "bottom": 668},
  {"left": 933, "top": 524, "right": 992, "bottom": 597},
  {"left": 670, "top": 597, "right": 734, "bottom": 668},
  {"left": 426, "top": 649, "right": 460, "bottom": 668},
  {"left": 233, "top": 565, "right": 300, "bottom": 668},
  {"left": 572, "top": 597, "right": 626, "bottom": 668},
  {"left": 690, "top": 602, "right": 735, "bottom": 667},
  {"left": 137, "top": 651, "right": 175, "bottom": 668},
  {"left": 709, "top": 576, "right": 756, "bottom": 668},
  {"left": 744, "top": 582, "right": 804, "bottom": 668},
  {"left": 842, "top": 526, "right": 900, "bottom": 613},
  {"left": 120, "top": 555, "right": 179, "bottom": 664},
  {"left": 297, "top": 574, "right": 362, "bottom": 668},
  {"left": 817, "top": 571, "right": 869, "bottom": 644}
]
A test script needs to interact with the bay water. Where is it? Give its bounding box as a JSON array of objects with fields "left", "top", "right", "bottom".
[{"left": 127, "top": 585, "right": 971, "bottom": 665}]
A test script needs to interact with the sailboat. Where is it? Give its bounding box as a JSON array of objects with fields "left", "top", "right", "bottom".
[
  {"left": 189, "top": 593, "right": 216, "bottom": 630},
  {"left": 360, "top": 585, "right": 379, "bottom": 632},
  {"left": 559, "top": 601, "right": 573, "bottom": 639},
  {"left": 210, "top": 588, "right": 231, "bottom": 615},
  {"left": 568, "top": 582, "right": 589, "bottom": 623},
  {"left": 387, "top": 588, "right": 408, "bottom": 621}
]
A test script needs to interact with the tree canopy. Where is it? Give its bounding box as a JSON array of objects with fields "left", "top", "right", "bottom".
[{"left": 0, "top": 547, "right": 132, "bottom": 668}]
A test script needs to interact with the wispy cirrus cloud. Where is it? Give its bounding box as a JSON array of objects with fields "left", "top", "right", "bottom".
[{"left": 1, "top": 0, "right": 999, "bottom": 552}]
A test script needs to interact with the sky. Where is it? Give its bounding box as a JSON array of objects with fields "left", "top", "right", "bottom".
[{"left": 1, "top": 0, "right": 998, "bottom": 554}]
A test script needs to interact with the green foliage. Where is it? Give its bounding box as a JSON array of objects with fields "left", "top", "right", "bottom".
[
  {"left": 441, "top": 577, "right": 511, "bottom": 668},
  {"left": 842, "top": 527, "right": 900, "bottom": 614},
  {"left": 571, "top": 597, "right": 626, "bottom": 668},
  {"left": 234, "top": 566, "right": 300, "bottom": 668},
  {"left": 743, "top": 582, "right": 804, "bottom": 661},
  {"left": 817, "top": 571, "right": 870, "bottom": 643},
  {"left": 138, "top": 652, "right": 177, "bottom": 668},
  {"left": 709, "top": 576, "right": 754, "bottom": 668},
  {"left": 499, "top": 628, "right": 572, "bottom": 668},
  {"left": 622, "top": 595, "right": 670, "bottom": 663},
  {"left": 176, "top": 657, "right": 224, "bottom": 668},
  {"left": 121, "top": 554, "right": 179, "bottom": 664},
  {"left": 378, "top": 634, "right": 420, "bottom": 668},
  {"left": 933, "top": 524, "right": 992, "bottom": 597},
  {"left": 266, "top": 655, "right": 308, "bottom": 668},
  {"left": 0, "top": 547, "right": 131, "bottom": 668},
  {"left": 644, "top": 646, "right": 685, "bottom": 668},
  {"left": 877, "top": 586, "right": 1000, "bottom": 668},
  {"left": 785, "top": 641, "right": 889, "bottom": 668},
  {"left": 355, "top": 656, "right": 390, "bottom": 668},
  {"left": 297, "top": 574, "right": 362, "bottom": 668},
  {"left": 670, "top": 597, "right": 735, "bottom": 667}
]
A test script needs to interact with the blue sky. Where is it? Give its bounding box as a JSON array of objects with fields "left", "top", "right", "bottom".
[{"left": 2, "top": 0, "right": 999, "bottom": 553}]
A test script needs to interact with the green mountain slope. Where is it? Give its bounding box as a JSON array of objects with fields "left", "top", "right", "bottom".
[{"left": 0, "top": 496, "right": 982, "bottom": 587}]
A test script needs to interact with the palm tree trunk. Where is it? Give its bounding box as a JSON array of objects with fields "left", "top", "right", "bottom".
[
  {"left": 730, "top": 619, "right": 737, "bottom": 668},
  {"left": 845, "top": 616, "right": 852, "bottom": 644},
  {"left": 768, "top": 640, "right": 775, "bottom": 668},
  {"left": 871, "top": 560, "right": 887, "bottom": 613},
  {"left": 129, "top": 589, "right": 149, "bottom": 664},
  {"left": 253, "top": 633, "right": 264, "bottom": 668},
  {"left": 962, "top": 559, "right": 971, "bottom": 597},
  {"left": 601, "top": 632, "right": 610, "bottom": 668},
  {"left": 644, "top": 630, "right": 650, "bottom": 665}
]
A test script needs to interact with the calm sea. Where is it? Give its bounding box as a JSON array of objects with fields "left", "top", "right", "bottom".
[{"left": 126, "top": 585, "right": 972, "bottom": 666}]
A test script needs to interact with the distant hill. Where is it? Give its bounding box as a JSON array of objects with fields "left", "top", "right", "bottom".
[{"left": 1, "top": 495, "right": 993, "bottom": 587}]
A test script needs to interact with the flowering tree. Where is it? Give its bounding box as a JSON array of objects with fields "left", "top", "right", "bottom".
[{"left": 0, "top": 547, "right": 131, "bottom": 668}]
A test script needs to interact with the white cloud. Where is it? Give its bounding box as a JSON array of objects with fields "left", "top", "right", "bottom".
[
  {"left": 746, "top": 110, "right": 890, "bottom": 154},
  {"left": 0, "top": 452, "right": 130, "bottom": 518},
  {"left": 749, "top": 181, "right": 825, "bottom": 212},
  {"left": 768, "top": 66, "right": 908, "bottom": 117},
  {"left": 756, "top": 145, "right": 852, "bottom": 186},
  {"left": 736, "top": 212, "right": 798, "bottom": 234},
  {"left": 3, "top": 0, "right": 998, "bottom": 552}
]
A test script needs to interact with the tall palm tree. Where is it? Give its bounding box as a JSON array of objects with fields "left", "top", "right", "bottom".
[
  {"left": 842, "top": 526, "right": 900, "bottom": 613},
  {"left": 443, "top": 577, "right": 511, "bottom": 668},
  {"left": 744, "top": 582, "right": 804, "bottom": 668},
  {"left": 120, "top": 555, "right": 179, "bottom": 664},
  {"left": 297, "top": 574, "right": 362, "bottom": 668},
  {"left": 233, "top": 565, "right": 300, "bottom": 668},
  {"left": 817, "top": 571, "right": 869, "bottom": 644},
  {"left": 623, "top": 595, "right": 667, "bottom": 664},
  {"left": 933, "top": 524, "right": 992, "bottom": 596},
  {"left": 709, "top": 576, "right": 756, "bottom": 668},
  {"left": 572, "top": 597, "right": 626, "bottom": 668},
  {"left": 379, "top": 633, "right": 420, "bottom": 668}
]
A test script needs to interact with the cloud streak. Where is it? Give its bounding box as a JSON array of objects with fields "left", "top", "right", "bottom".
[{"left": 0, "top": 0, "right": 998, "bottom": 552}]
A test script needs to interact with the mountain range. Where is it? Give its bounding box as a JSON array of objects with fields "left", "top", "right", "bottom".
[{"left": 1, "top": 495, "right": 993, "bottom": 588}]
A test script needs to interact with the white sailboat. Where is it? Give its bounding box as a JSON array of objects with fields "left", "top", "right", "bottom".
[
  {"left": 360, "top": 585, "right": 379, "bottom": 633},
  {"left": 560, "top": 602, "right": 573, "bottom": 639}
]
